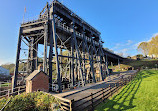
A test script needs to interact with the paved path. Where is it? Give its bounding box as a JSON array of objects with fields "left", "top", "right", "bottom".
[{"left": 51, "top": 70, "right": 137, "bottom": 101}]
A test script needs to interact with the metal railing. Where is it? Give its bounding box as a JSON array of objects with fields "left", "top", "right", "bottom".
[
  {"left": 50, "top": 79, "right": 94, "bottom": 92},
  {"left": 55, "top": 19, "right": 100, "bottom": 46}
]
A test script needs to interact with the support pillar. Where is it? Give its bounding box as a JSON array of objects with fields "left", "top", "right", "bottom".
[
  {"left": 99, "top": 52, "right": 104, "bottom": 81},
  {"left": 43, "top": 23, "right": 48, "bottom": 73},
  {"left": 118, "top": 58, "right": 120, "bottom": 69},
  {"left": 71, "top": 35, "right": 75, "bottom": 86},
  {"left": 49, "top": 20, "right": 53, "bottom": 91},
  {"left": 82, "top": 29, "right": 86, "bottom": 83},
  {"left": 90, "top": 34, "right": 96, "bottom": 83},
  {"left": 12, "top": 27, "right": 22, "bottom": 91},
  {"left": 52, "top": 11, "right": 62, "bottom": 92},
  {"left": 100, "top": 44, "right": 108, "bottom": 79},
  {"left": 106, "top": 54, "right": 109, "bottom": 76},
  {"left": 60, "top": 48, "right": 63, "bottom": 81},
  {"left": 71, "top": 20, "right": 85, "bottom": 86}
]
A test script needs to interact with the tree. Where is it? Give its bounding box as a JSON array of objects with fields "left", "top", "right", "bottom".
[
  {"left": 136, "top": 54, "right": 144, "bottom": 59},
  {"left": 137, "top": 42, "right": 149, "bottom": 56},
  {"left": 148, "top": 35, "right": 158, "bottom": 57}
]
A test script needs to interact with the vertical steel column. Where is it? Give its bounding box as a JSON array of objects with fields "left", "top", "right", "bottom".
[
  {"left": 99, "top": 49, "right": 104, "bottom": 81},
  {"left": 43, "top": 22, "right": 48, "bottom": 73},
  {"left": 52, "top": 8, "right": 62, "bottom": 93},
  {"left": 12, "top": 27, "right": 22, "bottom": 91},
  {"left": 100, "top": 44, "right": 109, "bottom": 79},
  {"left": 27, "top": 40, "right": 31, "bottom": 73},
  {"left": 69, "top": 53, "right": 71, "bottom": 82},
  {"left": 71, "top": 20, "right": 85, "bottom": 86},
  {"left": 84, "top": 37, "right": 96, "bottom": 83},
  {"left": 30, "top": 39, "right": 34, "bottom": 72},
  {"left": 35, "top": 42, "right": 38, "bottom": 70},
  {"left": 90, "top": 33, "right": 104, "bottom": 82},
  {"left": 71, "top": 34, "right": 75, "bottom": 86},
  {"left": 118, "top": 58, "right": 120, "bottom": 69},
  {"left": 48, "top": 20, "right": 53, "bottom": 92},
  {"left": 90, "top": 33, "right": 96, "bottom": 83},
  {"left": 31, "top": 37, "right": 38, "bottom": 71},
  {"left": 75, "top": 51, "right": 78, "bottom": 81},
  {"left": 60, "top": 48, "right": 63, "bottom": 81},
  {"left": 82, "top": 27, "right": 86, "bottom": 83},
  {"left": 106, "top": 54, "right": 109, "bottom": 75}
]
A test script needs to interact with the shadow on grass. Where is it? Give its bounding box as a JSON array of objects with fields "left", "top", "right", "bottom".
[{"left": 96, "top": 70, "right": 157, "bottom": 111}]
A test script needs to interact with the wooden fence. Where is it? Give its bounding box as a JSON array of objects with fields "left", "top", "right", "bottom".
[
  {"left": 0, "top": 85, "right": 26, "bottom": 99},
  {"left": 54, "top": 72, "right": 137, "bottom": 111}
]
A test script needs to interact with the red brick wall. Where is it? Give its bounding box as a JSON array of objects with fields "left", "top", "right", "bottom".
[{"left": 31, "top": 72, "right": 49, "bottom": 92}]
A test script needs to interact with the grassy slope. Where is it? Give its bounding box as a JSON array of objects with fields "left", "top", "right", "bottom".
[
  {"left": 110, "top": 59, "right": 158, "bottom": 72},
  {"left": 95, "top": 70, "right": 158, "bottom": 111},
  {"left": 124, "top": 59, "right": 158, "bottom": 69}
]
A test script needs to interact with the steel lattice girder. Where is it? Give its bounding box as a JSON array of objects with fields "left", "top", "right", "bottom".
[{"left": 12, "top": 0, "right": 124, "bottom": 93}]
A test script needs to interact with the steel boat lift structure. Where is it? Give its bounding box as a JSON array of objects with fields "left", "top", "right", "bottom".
[{"left": 12, "top": 0, "right": 124, "bottom": 93}]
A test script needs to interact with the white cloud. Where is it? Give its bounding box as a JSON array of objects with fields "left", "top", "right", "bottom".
[
  {"left": 152, "top": 33, "right": 158, "bottom": 37},
  {"left": 126, "top": 40, "right": 133, "bottom": 45},
  {"left": 115, "top": 48, "right": 130, "bottom": 57},
  {"left": 112, "top": 43, "right": 121, "bottom": 50},
  {"left": 112, "top": 40, "right": 133, "bottom": 50},
  {"left": 111, "top": 32, "right": 158, "bottom": 57}
]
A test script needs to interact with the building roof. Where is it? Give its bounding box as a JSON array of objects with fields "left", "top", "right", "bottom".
[
  {"left": 25, "top": 70, "right": 48, "bottom": 80},
  {"left": 0, "top": 66, "right": 9, "bottom": 75}
]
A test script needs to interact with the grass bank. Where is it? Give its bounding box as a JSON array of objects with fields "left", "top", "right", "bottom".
[{"left": 95, "top": 70, "right": 158, "bottom": 111}]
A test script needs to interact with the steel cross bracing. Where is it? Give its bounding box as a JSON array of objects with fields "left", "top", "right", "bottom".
[{"left": 12, "top": 0, "right": 124, "bottom": 93}]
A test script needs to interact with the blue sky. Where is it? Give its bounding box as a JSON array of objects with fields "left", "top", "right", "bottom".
[{"left": 0, "top": 0, "right": 158, "bottom": 65}]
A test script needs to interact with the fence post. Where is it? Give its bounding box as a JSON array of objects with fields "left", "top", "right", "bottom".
[
  {"left": 109, "top": 84, "right": 112, "bottom": 97},
  {"left": 102, "top": 88, "right": 104, "bottom": 101},
  {"left": 70, "top": 99, "right": 74, "bottom": 111},
  {"left": 8, "top": 81, "right": 10, "bottom": 88},
  {"left": 118, "top": 81, "right": 120, "bottom": 90},
  {"left": 18, "top": 87, "right": 20, "bottom": 95},
  {"left": 8, "top": 89, "right": 10, "bottom": 97},
  {"left": 90, "top": 93, "right": 94, "bottom": 110},
  {"left": 115, "top": 82, "right": 118, "bottom": 93},
  {"left": 131, "top": 75, "right": 133, "bottom": 80}
]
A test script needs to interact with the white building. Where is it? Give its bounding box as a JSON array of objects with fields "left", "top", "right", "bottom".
[{"left": 0, "top": 66, "right": 9, "bottom": 76}]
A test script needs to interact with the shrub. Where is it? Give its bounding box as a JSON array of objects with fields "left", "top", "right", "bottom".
[{"left": 0, "top": 91, "right": 58, "bottom": 111}]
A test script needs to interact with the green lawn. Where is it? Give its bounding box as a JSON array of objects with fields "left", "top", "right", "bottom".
[{"left": 95, "top": 70, "right": 158, "bottom": 111}]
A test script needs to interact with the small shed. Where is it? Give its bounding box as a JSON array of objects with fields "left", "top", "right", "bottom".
[{"left": 25, "top": 70, "right": 49, "bottom": 93}]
